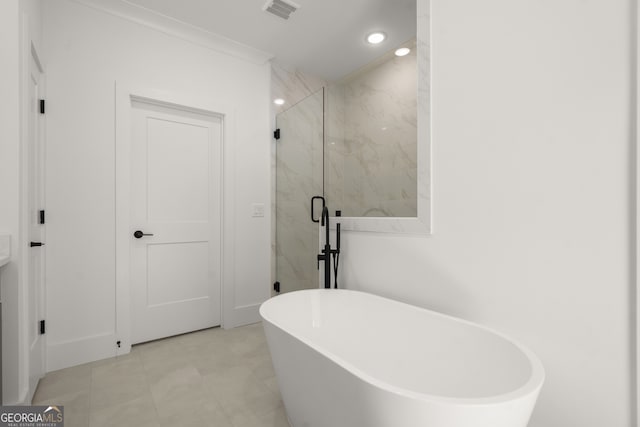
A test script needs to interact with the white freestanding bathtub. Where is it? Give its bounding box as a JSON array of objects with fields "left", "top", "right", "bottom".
[{"left": 260, "top": 289, "right": 544, "bottom": 427}]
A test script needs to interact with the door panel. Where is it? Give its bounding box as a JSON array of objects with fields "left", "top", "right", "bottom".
[
  {"left": 130, "top": 100, "right": 221, "bottom": 344},
  {"left": 146, "top": 118, "right": 210, "bottom": 222},
  {"left": 27, "top": 53, "right": 45, "bottom": 388},
  {"left": 147, "top": 242, "right": 209, "bottom": 306}
]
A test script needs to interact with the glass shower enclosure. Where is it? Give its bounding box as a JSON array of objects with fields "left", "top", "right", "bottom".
[{"left": 274, "top": 88, "right": 324, "bottom": 294}]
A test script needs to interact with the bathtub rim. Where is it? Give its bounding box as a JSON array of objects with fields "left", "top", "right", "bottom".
[{"left": 260, "top": 288, "right": 545, "bottom": 406}]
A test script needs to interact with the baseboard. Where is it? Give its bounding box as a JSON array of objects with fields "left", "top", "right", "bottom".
[
  {"left": 47, "top": 332, "right": 117, "bottom": 372},
  {"left": 226, "top": 303, "right": 261, "bottom": 329},
  {"left": 25, "top": 375, "right": 40, "bottom": 405},
  {"left": 3, "top": 388, "right": 33, "bottom": 406},
  {"left": 46, "top": 306, "right": 261, "bottom": 369}
]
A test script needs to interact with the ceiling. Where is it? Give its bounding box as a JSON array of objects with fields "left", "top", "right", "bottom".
[{"left": 123, "top": 0, "right": 417, "bottom": 81}]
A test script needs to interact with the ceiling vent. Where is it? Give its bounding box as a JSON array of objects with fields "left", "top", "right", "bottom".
[{"left": 263, "top": 0, "right": 300, "bottom": 20}]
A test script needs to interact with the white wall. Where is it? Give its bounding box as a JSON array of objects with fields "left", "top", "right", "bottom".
[
  {"left": 0, "top": 0, "right": 44, "bottom": 404},
  {"left": 43, "top": 0, "right": 271, "bottom": 371},
  {"left": 339, "top": 0, "right": 635, "bottom": 426},
  {"left": 0, "top": 0, "right": 22, "bottom": 405}
]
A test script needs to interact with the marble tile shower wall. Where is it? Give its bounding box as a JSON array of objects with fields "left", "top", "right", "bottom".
[
  {"left": 325, "top": 84, "right": 346, "bottom": 215},
  {"left": 327, "top": 47, "right": 418, "bottom": 217},
  {"left": 271, "top": 62, "right": 326, "bottom": 115}
]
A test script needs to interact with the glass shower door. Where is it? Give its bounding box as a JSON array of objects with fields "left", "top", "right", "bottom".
[{"left": 275, "top": 89, "right": 324, "bottom": 293}]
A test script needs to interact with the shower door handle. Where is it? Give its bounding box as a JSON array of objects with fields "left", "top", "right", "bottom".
[{"left": 311, "top": 196, "right": 325, "bottom": 223}]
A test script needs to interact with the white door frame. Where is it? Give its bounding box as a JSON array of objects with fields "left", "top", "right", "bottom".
[
  {"left": 18, "top": 6, "right": 46, "bottom": 403},
  {"left": 25, "top": 42, "right": 46, "bottom": 401},
  {"left": 636, "top": 3, "right": 640, "bottom": 424},
  {"left": 115, "top": 82, "right": 237, "bottom": 355}
]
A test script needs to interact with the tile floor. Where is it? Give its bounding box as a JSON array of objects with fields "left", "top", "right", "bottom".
[{"left": 32, "top": 323, "right": 290, "bottom": 427}]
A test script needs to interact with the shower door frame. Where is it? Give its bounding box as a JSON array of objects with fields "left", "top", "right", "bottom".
[
  {"left": 630, "top": 3, "right": 640, "bottom": 426},
  {"left": 273, "top": 87, "right": 326, "bottom": 294}
]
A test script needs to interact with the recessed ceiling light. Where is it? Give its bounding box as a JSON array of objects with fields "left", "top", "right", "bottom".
[
  {"left": 274, "top": 98, "right": 285, "bottom": 106},
  {"left": 395, "top": 47, "right": 411, "bottom": 57},
  {"left": 366, "top": 32, "right": 386, "bottom": 45}
]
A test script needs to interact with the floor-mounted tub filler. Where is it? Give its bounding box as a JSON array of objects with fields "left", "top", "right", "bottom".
[{"left": 260, "top": 289, "right": 544, "bottom": 427}]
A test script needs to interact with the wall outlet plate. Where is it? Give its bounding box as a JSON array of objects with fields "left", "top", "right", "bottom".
[{"left": 252, "top": 203, "right": 265, "bottom": 217}]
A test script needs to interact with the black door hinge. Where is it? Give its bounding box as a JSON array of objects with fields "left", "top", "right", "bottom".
[
  {"left": 274, "top": 129, "right": 280, "bottom": 140},
  {"left": 273, "top": 281, "right": 280, "bottom": 293},
  {"left": 39, "top": 210, "right": 45, "bottom": 224},
  {"left": 40, "top": 320, "right": 45, "bottom": 335},
  {"left": 39, "top": 99, "right": 45, "bottom": 114}
]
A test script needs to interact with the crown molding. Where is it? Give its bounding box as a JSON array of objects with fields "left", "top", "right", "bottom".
[{"left": 71, "top": 0, "right": 274, "bottom": 65}]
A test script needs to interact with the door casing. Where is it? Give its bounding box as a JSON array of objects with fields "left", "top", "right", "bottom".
[
  {"left": 115, "top": 83, "right": 237, "bottom": 355},
  {"left": 20, "top": 38, "right": 46, "bottom": 403},
  {"left": 26, "top": 45, "right": 45, "bottom": 396}
]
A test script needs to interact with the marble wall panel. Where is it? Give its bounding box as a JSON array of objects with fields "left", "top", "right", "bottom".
[{"left": 326, "top": 41, "right": 418, "bottom": 217}]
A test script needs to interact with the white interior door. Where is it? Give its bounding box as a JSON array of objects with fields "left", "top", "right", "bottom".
[
  {"left": 130, "top": 99, "right": 222, "bottom": 344},
  {"left": 27, "top": 52, "right": 45, "bottom": 388}
]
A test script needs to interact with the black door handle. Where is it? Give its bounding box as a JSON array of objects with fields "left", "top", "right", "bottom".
[
  {"left": 311, "top": 196, "right": 325, "bottom": 223},
  {"left": 30, "top": 242, "right": 44, "bottom": 247},
  {"left": 133, "top": 230, "right": 154, "bottom": 239}
]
